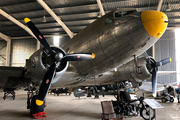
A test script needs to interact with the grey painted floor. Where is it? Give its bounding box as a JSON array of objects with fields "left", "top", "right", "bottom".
[{"left": 0, "top": 90, "right": 180, "bottom": 120}]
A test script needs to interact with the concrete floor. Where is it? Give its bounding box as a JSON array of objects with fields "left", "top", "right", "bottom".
[{"left": 0, "top": 90, "right": 180, "bottom": 120}]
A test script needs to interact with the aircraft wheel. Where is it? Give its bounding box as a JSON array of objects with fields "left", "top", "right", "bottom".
[{"left": 161, "top": 98, "right": 166, "bottom": 103}]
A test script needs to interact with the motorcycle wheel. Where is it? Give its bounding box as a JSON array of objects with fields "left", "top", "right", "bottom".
[
  {"left": 140, "top": 105, "right": 155, "bottom": 120},
  {"left": 170, "top": 98, "right": 174, "bottom": 102},
  {"left": 161, "top": 98, "right": 166, "bottom": 103}
]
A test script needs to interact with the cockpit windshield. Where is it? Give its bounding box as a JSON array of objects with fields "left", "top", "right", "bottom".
[
  {"left": 114, "top": 10, "right": 136, "bottom": 19},
  {"left": 105, "top": 9, "right": 137, "bottom": 25}
]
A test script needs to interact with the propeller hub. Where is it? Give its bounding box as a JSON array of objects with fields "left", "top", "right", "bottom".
[{"left": 55, "top": 52, "right": 63, "bottom": 62}]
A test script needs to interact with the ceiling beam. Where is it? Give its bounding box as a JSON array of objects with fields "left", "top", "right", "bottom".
[
  {"left": 157, "top": 0, "right": 163, "bottom": 11},
  {"left": 167, "top": 27, "right": 180, "bottom": 30},
  {"left": 0, "top": 32, "right": 10, "bottom": 42},
  {"left": 11, "top": 34, "right": 70, "bottom": 40},
  {"left": 0, "top": 9, "right": 37, "bottom": 40},
  {"left": 1, "top": 1, "right": 179, "bottom": 16},
  {"left": 37, "top": 0, "right": 74, "bottom": 39},
  {"left": 0, "top": 9, "right": 40, "bottom": 50},
  {"left": 0, "top": 32, "right": 11, "bottom": 66},
  {"left": 96, "top": 0, "right": 105, "bottom": 16}
]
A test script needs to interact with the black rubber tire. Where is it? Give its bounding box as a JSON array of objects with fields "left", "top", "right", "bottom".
[
  {"left": 140, "top": 105, "right": 155, "bottom": 120},
  {"left": 161, "top": 98, "right": 166, "bottom": 103},
  {"left": 170, "top": 98, "right": 174, "bottom": 102}
]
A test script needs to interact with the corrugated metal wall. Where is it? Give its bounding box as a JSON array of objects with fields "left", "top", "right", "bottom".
[
  {"left": 0, "top": 40, "right": 7, "bottom": 66},
  {"left": 10, "top": 36, "right": 69, "bottom": 67},
  {"left": 155, "top": 30, "right": 176, "bottom": 84},
  {"left": 10, "top": 38, "right": 37, "bottom": 67}
]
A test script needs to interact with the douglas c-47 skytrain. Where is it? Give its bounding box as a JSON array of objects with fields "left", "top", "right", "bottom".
[{"left": 0, "top": 8, "right": 171, "bottom": 118}]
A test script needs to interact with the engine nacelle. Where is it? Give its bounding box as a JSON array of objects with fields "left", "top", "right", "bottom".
[
  {"left": 25, "top": 46, "right": 69, "bottom": 84},
  {"left": 113, "top": 56, "right": 154, "bottom": 88}
]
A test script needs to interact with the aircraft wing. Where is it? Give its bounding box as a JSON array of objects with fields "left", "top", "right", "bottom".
[
  {"left": 157, "top": 71, "right": 176, "bottom": 76},
  {"left": 138, "top": 70, "right": 176, "bottom": 92},
  {"left": 0, "top": 66, "right": 25, "bottom": 88},
  {"left": 138, "top": 81, "right": 165, "bottom": 92}
]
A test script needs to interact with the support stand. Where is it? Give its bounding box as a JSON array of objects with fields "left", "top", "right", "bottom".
[
  {"left": 3, "top": 88, "right": 15, "bottom": 100},
  {"left": 93, "top": 86, "right": 99, "bottom": 99},
  {"left": 144, "top": 99, "right": 163, "bottom": 120},
  {"left": 93, "top": 75, "right": 99, "bottom": 99}
]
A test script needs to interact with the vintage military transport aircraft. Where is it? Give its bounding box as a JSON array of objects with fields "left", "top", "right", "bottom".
[{"left": 0, "top": 8, "right": 171, "bottom": 118}]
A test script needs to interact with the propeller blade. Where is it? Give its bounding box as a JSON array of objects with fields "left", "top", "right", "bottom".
[
  {"left": 24, "top": 18, "right": 54, "bottom": 55},
  {"left": 36, "top": 62, "right": 56, "bottom": 106},
  {"left": 152, "top": 67, "right": 157, "bottom": 97},
  {"left": 62, "top": 53, "right": 95, "bottom": 61},
  {"left": 156, "top": 58, "right": 172, "bottom": 67}
]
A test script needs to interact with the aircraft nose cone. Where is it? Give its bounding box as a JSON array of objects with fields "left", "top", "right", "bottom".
[{"left": 141, "top": 11, "right": 168, "bottom": 38}]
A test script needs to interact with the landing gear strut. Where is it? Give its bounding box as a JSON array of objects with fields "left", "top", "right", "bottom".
[{"left": 3, "top": 88, "right": 15, "bottom": 100}]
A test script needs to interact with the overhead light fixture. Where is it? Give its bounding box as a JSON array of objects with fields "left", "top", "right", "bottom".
[
  {"left": 42, "top": 10, "right": 47, "bottom": 22},
  {"left": 165, "top": 3, "right": 171, "bottom": 11},
  {"left": 97, "top": 12, "right": 102, "bottom": 18},
  {"left": 42, "top": 16, "right": 46, "bottom": 22}
]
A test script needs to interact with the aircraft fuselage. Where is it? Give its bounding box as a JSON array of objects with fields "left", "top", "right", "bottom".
[{"left": 62, "top": 11, "right": 158, "bottom": 77}]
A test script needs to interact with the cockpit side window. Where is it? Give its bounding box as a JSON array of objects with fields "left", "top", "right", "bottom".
[{"left": 105, "top": 14, "right": 114, "bottom": 25}]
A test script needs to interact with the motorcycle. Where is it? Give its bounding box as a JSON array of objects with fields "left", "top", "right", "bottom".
[
  {"left": 161, "top": 92, "right": 174, "bottom": 103},
  {"left": 112, "top": 96, "right": 155, "bottom": 120}
]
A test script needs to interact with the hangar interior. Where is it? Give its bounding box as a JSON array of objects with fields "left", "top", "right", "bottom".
[
  {"left": 0, "top": 0, "right": 180, "bottom": 120},
  {"left": 0, "top": 0, "right": 179, "bottom": 84}
]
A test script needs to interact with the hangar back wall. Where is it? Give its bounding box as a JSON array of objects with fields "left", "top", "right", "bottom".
[{"left": 155, "top": 30, "right": 176, "bottom": 84}]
